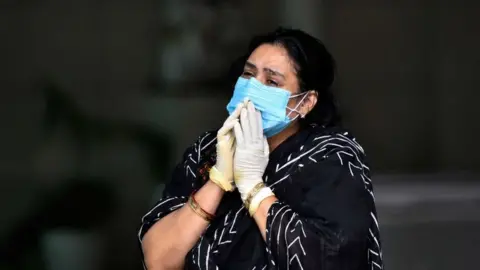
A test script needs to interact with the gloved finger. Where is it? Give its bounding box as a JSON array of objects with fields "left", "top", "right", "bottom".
[
  {"left": 230, "top": 136, "right": 236, "bottom": 152},
  {"left": 224, "top": 102, "right": 245, "bottom": 125},
  {"left": 263, "top": 136, "right": 270, "bottom": 156},
  {"left": 247, "top": 101, "right": 258, "bottom": 142},
  {"left": 226, "top": 130, "right": 238, "bottom": 148},
  {"left": 240, "top": 107, "right": 251, "bottom": 144},
  {"left": 233, "top": 121, "right": 245, "bottom": 148},
  {"left": 218, "top": 118, "right": 238, "bottom": 137},
  {"left": 256, "top": 110, "right": 263, "bottom": 138},
  {"left": 223, "top": 130, "right": 235, "bottom": 149}
]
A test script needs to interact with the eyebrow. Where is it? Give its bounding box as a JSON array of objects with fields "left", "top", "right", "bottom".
[
  {"left": 264, "top": 68, "right": 285, "bottom": 79},
  {"left": 245, "top": 61, "right": 257, "bottom": 70},
  {"left": 245, "top": 61, "right": 286, "bottom": 79}
]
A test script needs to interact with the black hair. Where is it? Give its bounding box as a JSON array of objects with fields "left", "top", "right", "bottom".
[{"left": 228, "top": 27, "right": 340, "bottom": 127}]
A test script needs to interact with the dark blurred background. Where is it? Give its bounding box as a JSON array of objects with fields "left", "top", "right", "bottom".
[{"left": 0, "top": 0, "right": 479, "bottom": 269}]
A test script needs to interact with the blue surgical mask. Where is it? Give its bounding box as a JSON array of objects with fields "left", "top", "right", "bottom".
[{"left": 226, "top": 77, "right": 307, "bottom": 137}]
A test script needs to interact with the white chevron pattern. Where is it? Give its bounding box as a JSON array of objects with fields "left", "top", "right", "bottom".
[
  {"left": 139, "top": 130, "right": 383, "bottom": 270},
  {"left": 264, "top": 133, "right": 383, "bottom": 270}
]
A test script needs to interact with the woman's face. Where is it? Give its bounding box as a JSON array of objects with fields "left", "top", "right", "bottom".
[
  {"left": 242, "top": 43, "right": 300, "bottom": 94},
  {"left": 241, "top": 43, "right": 317, "bottom": 118}
]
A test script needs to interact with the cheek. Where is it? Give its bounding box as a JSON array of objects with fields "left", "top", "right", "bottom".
[
  {"left": 284, "top": 81, "right": 301, "bottom": 109},
  {"left": 286, "top": 98, "right": 297, "bottom": 109},
  {"left": 285, "top": 98, "right": 303, "bottom": 118}
]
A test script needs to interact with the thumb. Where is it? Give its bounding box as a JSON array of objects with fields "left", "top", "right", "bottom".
[{"left": 218, "top": 119, "right": 238, "bottom": 138}]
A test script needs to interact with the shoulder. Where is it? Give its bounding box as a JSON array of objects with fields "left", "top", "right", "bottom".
[
  {"left": 192, "top": 130, "right": 218, "bottom": 148},
  {"left": 182, "top": 130, "right": 218, "bottom": 180},
  {"left": 296, "top": 125, "right": 373, "bottom": 202},
  {"left": 306, "top": 125, "right": 366, "bottom": 158},
  {"left": 284, "top": 127, "right": 373, "bottom": 227},
  {"left": 182, "top": 130, "right": 218, "bottom": 163},
  {"left": 294, "top": 125, "right": 370, "bottom": 179},
  {"left": 164, "top": 130, "right": 219, "bottom": 193}
]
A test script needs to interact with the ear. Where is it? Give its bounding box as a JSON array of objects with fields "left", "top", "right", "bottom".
[{"left": 299, "top": 90, "right": 318, "bottom": 118}]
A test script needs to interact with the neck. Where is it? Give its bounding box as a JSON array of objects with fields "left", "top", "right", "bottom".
[{"left": 267, "top": 123, "right": 301, "bottom": 152}]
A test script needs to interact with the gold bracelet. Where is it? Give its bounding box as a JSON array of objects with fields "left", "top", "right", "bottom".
[
  {"left": 248, "top": 187, "right": 275, "bottom": 216},
  {"left": 244, "top": 182, "right": 265, "bottom": 210},
  {"left": 188, "top": 193, "right": 214, "bottom": 222}
]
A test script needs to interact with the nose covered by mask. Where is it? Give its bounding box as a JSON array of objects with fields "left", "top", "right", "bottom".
[{"left": 226, "top": 77, "right": 307, "bottom": 138}]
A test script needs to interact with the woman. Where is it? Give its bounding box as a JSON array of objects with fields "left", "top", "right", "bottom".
[{"left": 139, "top": 28, "right": 383, "bottom": 270}]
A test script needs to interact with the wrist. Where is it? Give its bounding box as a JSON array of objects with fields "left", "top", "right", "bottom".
[
  {"left": 242, "top": 182, "right": 274, "bottom": 216},
  {"left": 209, "top": 166, "right": 235, "bottom": 192},
  {"left": 192, "top": 181, "right": 225, "bottom": 220},
  {"left": 237, "top": 178, "right": 264, "bottom": 201},
  {"left": 249, "top": 187, "right": 274, "bottom": 216},
  {"left": 188, "top": 192, "right": 215, "bottom": 222},
  {"left": 206, "top": 179, "right": 225, "bottom": 194}
]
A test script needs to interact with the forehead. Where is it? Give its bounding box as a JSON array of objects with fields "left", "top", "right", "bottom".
[{"left": 247, "top": 44, "right": 295, "bottom": 72}]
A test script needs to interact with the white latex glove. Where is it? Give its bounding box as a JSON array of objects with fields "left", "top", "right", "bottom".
[
  {"left": 233, "top": 101, "right": 274, "bottom": 214},
  {"left": 209, "top": 102, "right": 245, "bottom": 192}
]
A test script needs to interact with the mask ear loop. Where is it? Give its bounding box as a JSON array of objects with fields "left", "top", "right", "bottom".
[{"left": 286, "top": 92, "right": 309, "bottom": 119}]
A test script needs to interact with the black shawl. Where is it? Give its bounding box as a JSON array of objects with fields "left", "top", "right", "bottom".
[{"left": 139, "top": 125, "right": 384, "bottom": 270}]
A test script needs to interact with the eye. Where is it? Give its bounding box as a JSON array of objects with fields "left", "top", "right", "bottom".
[
  {"left": 242, "top": 71, "right": 253, "bottom": 77},
  {"left": 266, "top": 79, "right": 278, "bottom": 86}
]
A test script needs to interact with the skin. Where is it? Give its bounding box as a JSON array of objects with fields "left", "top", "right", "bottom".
[
  {"left": 142, "top": 181, "right": 223, "bottom": 270},
  {"left": 142, "top": 43, "right": 318, "bottom": 269},
  {"left": 240, "top": 43, "right": 318, "bottom": 151},
  {"left": 240, "top": 44, "right": 318, "bottom": 240}
]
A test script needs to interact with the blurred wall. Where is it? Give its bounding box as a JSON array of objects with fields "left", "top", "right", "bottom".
[
  {"left": 0, "top": 1, "right": 162, "bottom": 269},
  {"left": 324, "top": 0, "right": 480, "bottom": 172},
  {"left": 0, "top": 1, "right": 274, "bottom": 268}
]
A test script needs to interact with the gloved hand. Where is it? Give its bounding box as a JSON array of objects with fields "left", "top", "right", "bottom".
[
  {"left": 233, "top": 100, "right": 274, "bottom": 215},
  {"left": 209, "top": 102, "right": 245, "bottom": 192}
]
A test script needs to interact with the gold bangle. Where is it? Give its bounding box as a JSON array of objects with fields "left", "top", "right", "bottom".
[
  {"left": 244, "top": 182, "right": 265, "bottom": 210},
  {"left": 188, "top": 193, "right": 214, "bottom": 222},
  {"left": 248, "top": 188, "right": 275, "bottom": 216}
]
